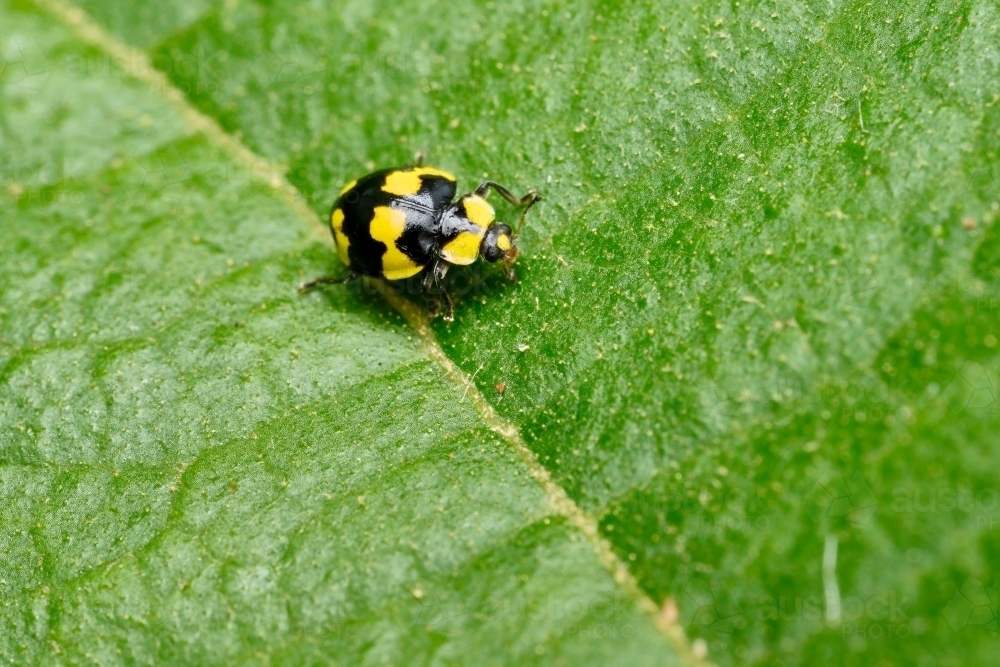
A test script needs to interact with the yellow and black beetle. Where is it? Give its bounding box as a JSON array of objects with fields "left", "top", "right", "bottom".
[{"left": 300, "top": 156, "right": 540, "bottom": 321}]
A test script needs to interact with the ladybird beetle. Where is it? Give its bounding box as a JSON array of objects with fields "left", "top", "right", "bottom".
[{"left": 300, "top": 155, "right": 540, "bottom": 321}]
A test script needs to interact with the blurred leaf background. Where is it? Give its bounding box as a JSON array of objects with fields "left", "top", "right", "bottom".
[{"left": 1, "top": 0, "right": 998, "bottom": 665}]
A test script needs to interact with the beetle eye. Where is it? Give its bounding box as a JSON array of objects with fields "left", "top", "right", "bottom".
[{"left": 482, "top": 240, "right": 502, "bottom": 263}]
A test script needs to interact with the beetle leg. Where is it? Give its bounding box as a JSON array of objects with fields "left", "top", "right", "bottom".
[
  {"left": 502, "top": 262, "right": 518, "bottom": 284},
  {"left": 473, "top": 182, "right": 541, "bottom": 236},
  {"left": 421, "top": 260, "right": 452, "bottom": 321},
  {"left": 474, "top": 181, "right": 541, "bottom": 206},
  {"left": 433, "top": 260, "right": 450, "bottom": 283},
  {"left": 420, "top": 265, "right": 436, "bottom": 292},
  {"left": 432, "top": 260, "right": 454, "bottom": 322},
  {"left": 404, "top": 151, "right": 425, "bottom": 169},
  {"left": 298, "top": 272, "right": 359, "bottom": 293},
  {"left": 421, "top": 265, "right": 441, "bottom": 318}
]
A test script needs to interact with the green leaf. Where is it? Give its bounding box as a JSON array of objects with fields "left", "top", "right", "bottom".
[
  {"left": 4, "top": 0, "right": 1000, "bottom": 665},
  {"left": 0, "top": 2, "right": 684, "bottom": 665}
]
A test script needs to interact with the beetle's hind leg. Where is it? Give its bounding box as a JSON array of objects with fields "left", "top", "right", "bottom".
[{"left": 298, "top": 271, "right": 359, "bottom": 293}]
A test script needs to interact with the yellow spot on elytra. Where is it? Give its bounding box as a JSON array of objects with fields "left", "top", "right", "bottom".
[
  {"left": 369, "top": 206, "right": 423, "bottom": 280},
  {"left": 462, "top": 194, "right": 495, "bottom": 227},
  {"left": 496, "top": 234, "right": 512, "bottom": 252},
  {"left": 331, "top": 208, "right": 350, "bottom": 266},
  {"left": 339, "top": 179, "right": 357, "bottom": 196},
  {"left": 442, "top": 230, "right": 484, "bottom": 265},
  {"left": 382, "top": 167, "right": 455, "bottom": 197}
]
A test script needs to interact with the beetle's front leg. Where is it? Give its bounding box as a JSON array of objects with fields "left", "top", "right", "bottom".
[{"left": 473, "top": 181, "right": 541, "bottom": 236}]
